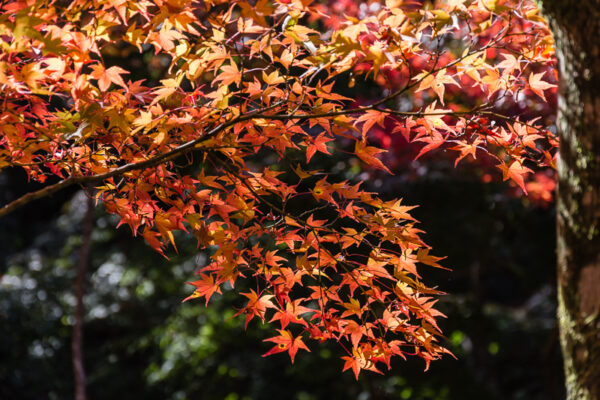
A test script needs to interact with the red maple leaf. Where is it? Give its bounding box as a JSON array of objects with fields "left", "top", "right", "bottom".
[{"left": 262, "top": 329, "right": 310, "bottom": 363}]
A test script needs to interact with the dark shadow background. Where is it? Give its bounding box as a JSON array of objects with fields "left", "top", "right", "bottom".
[{"left": 0, "top": 160, "right": 563, "bottom": 400}]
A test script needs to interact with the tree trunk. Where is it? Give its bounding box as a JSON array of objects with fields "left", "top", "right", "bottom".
[
  {"left": 73, "top": 193, "right": 94, "bottom": 400},
  {"left": 538, "top": 2, "right": 600, "bottom": 399}
]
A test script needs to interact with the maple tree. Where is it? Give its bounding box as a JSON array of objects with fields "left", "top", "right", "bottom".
[{"left": 0, "top": 0, "right": 596, "bottom": 397}]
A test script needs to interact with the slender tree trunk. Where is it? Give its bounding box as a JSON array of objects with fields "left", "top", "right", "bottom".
[
  {"left": 538, "top": 2, "right": 600, "bottom": 399},
  {"left": 73, "top": 193, "right": 94, "bottom": 400}
]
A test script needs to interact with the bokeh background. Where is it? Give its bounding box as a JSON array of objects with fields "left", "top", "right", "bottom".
[{"left": 0, "top": 152, "right": 562, "bottom": 399}]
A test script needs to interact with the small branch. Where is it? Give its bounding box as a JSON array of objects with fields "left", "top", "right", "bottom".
[{"left": 0, "top": 102, "right": 286, "bottom": 219}]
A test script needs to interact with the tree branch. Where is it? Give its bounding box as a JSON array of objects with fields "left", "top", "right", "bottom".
[
  {"left": 0, "top": 99, "right": 294, "bottom": 219},
  {"left": 0, "top": 49, "right": 543, "bottom": 221}
]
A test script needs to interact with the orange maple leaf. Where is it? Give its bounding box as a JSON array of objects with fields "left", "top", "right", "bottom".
[
  {"left": 183, "top": 274, "right": 222, "bottom": 305},
  {"left": 497, "top": 53, "right": 521, "bottom": 76},
  {"left": 413, "top": 130, "right": 446, "bottom": 160},
  {"left": 354, "top": 110, "right": 386, "bottom": 139},
  {"left": 499, "top": 161, "right": 533, "bottom": 193},
  {"left": 355, "top": 140, "right": 392, "bottom": 174},
  {"left": 449, "top": 137, "right": 482, "bottom": 166},
  {"left": 214, "top": 63, "right": 241, "bottom": 87},
  {"left": 415, "top": 70, "right": 459, "bottom": 105},
  {"left": 90, "top": 64, "right": 129, "bottom": 92},
  {"left": 236, "top": 290, "right": 277, "bottom": 328},
  {"left": 528, "top": 71, "right": 555, "bottom": 101},
  {"left": 306, "top": 133, "right": 333, "bottom": 163}
]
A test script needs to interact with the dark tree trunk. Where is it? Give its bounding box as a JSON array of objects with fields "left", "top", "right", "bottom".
[
  {"left": 73, "top": 193, "right": 94, "bottom": 400},
  {"left": 538, "top": 2, "right": 600, "bottom": 399}
]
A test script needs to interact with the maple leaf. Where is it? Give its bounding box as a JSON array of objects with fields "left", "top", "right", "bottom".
[
  {"left": 363, "top": 257, "right": 393, "bottom": 280},
  {"left": 355, "top": 140, "right": 392, "bottom": 174},
  {"left": 150, "top": 78, "right": 180, "bottom": 105},
  {"left": 278, "top": 48, "right": 294, "bottom": 69},
  {"left": 511, "top": 121, "right": 544, "bottom": 150},
  {"left": 420, "top": 102, "right": 454, "bottom": 132},
  {"left": 413, "top": 131, "right": 446, "bottom": 160},
  {"left": 497, "top": 53, "right": 521, "bottom": 76},
  {"left": 183, "top": 274, "right": 222, "bottom": 305},
  {"left": 499, "top": 161, "right": 533, "bottom": 193},
  {"left": 341, "top": 320, "right": 368, "bottom": 348},
  {"left": 481, "top": 66, "right": 507, "bottom": 95},
  {"left": 528, "top": 71, "right": 556, "bottom": 101},
  {"left": 342, "top": 347, "right": 383, "bottom": 380},
  {"left": 142, "top": 229, "right": 167, "bottom": 258},
  {"left": 381, "top": 199, "right": 418, "bottom": 221},
  {"left": 262, "top": 329, "right": 310, "bottom": 363},
  {"left": 155, "top": 213, "right": 178, "bottom": 251},
  {"left": 379, "top": 309, "right": 404, "bottom": 331},
  {"left": 354, "top": 110, "right": 386, "bottom": 138},
  {"left": 147, "top": 28, "right": 185, "bottom": 53},
  {"left": 236, "top": 290, "right": 277, "bottom": 328},
  {"left": 391, "top": 118, "right": 417, "bottom": 142},
  {"left": 214, "top": 62, "right": 241, "bottom": 87},
  {"left": 264, "top": 250, "right": 286, "bottom": 268},
  {"left": 449, "top": 137, "right": 482, "bottom": 166},
  {"left": 104, "top": 0, "right": 128, "bottom": 24},
  {"left": 305, "top": 133, "right": 333, "bottom": 163},
  {"left": 90, "top": 64, "right": 129, "bottom": 92},
  {"left": 415, "top": 70, "right": 459, "bottom": 105},
  {"left": 269, "top": 299, "right": 314, "bottom": 329},
  {"left": 342, "top": 354, "right": 362, "bottom": 380},
  {"left": 416, "top": 248, "right": 448, "bottom": 269},
  {"left": 262, "top": 70, "right": 285, "bottom": 86},
  {"left": 305, "top": 213, "right": 328, "bottom": 228},
  {"left": 292, "top": 163, "right": 321, "bottom": 179},
  {"left": 341, "top": 298, "right": 366, "bottom": 319}
]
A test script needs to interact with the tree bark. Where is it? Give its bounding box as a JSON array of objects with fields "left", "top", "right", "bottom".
[
  {"left": 73, "top": 193, "right": 94, "bottom": 400},
  {"left": 538, "top": 2, "right": 600, "bottom": 399}
]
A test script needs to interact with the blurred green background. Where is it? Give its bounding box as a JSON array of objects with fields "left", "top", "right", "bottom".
[{"left": 0, "top": 158, "right": 563, "bottom": 400}]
